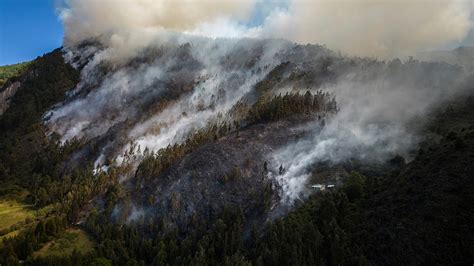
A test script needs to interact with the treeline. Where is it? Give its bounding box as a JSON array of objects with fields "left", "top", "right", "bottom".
[
  {"left": 76, "top": 203, "right": 249, "bottom": 265},
  {"left": 1, "top": 217, "right": 67, "bottom": 264},
  {"left": 0, "top": 49, "right": 80, "bottom": 190},
  {"left": 246, "top": 90, "right": 337, "bottom": 124},
  {"left": 0, "top": 61, "right": 31, "bottom": 87},
  {"left": 0, "top": 50, "right": 119, "bottom": 265},
  {"left": 6, "top": 171, "right": 371, "bottom": 265}
]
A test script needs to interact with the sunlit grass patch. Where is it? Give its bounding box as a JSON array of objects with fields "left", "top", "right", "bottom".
[
  {"left": 0, "top": 195, "right": 58, "bottom": 248},
  {"left": 0, "top": 199, "right": 35, "bottom": 232}
]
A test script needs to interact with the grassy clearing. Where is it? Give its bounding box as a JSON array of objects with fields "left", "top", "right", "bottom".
[
  {"left": 0, "top": 194, "right": 57, "bottom": 248},
  {"left": 0, "top": 199, "right": 35, "bottom": 232},
  {"left": 33, "top": 228, "right": 95, "bottom": 258}
]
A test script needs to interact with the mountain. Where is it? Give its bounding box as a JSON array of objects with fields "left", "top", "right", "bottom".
[
  {"left": 416, "top": 46, "right": 474, "bottom": 72},
  {"left": 0, "top": 37, "right": 473, "bottom": 265}
]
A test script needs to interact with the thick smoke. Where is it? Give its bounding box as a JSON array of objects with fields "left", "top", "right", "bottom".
[
  {"left": 261, "top": 0, "right": 472, "bottom": 57},
  {"left": 60, "top": 0, "right": 256, "bottom": 46},
  {"left": 119, "top": 37, "right": 289, "bottom": 163},
  {"left": 59, "top": 0, "right": 473, "bottom": 57},
  {"left": 45, "top": 36, "right": 292, "bottom": 168}
]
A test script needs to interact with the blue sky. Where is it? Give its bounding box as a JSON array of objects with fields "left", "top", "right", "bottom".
[{"left": 0, "top": 0, "right": 63, "bottom": 65}]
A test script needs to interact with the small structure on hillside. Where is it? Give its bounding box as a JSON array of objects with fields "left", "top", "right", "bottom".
[
  {"left": 311, "top": 183, "right": 335, "bottom": 191},
  {"left": 311, "top": 184, "right": 325, "bottom": 191}
]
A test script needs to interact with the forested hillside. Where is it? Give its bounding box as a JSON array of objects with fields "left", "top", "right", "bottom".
[
  {"left": 253, "top": 99, "right": 474, "bottom": 265},
  {"left": 0, "top": 45, "right": 473, "bottom": 266},
  {"left": 0, "top": 49, "right": 80, "bottom": 191}
]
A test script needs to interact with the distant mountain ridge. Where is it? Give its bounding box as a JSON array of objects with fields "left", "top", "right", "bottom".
[{"left": 416, "top": 46, "right": 474, "bottom": 71}]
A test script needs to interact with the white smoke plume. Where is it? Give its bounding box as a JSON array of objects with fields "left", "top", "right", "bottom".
[
  {"left": 59, "top": 0, "right": 256, "bottom": 45},
  {"left": 58, "top": 0, "right": 473, "bottom": 57},
  {"left": 270, "top": 59, "right": 472, "bottom": 202},
  {"left": 45, "top": 35, "right": 293, "bottom": 168},
  {"left": 261, "top": 0, "right": 472, "bottom": 57}
]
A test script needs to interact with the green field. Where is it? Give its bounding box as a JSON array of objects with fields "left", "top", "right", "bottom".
[
  {"left": 0, "top": 199, "right": 35, "bottom": 232},
  {"left": 33, "top": 228, "right": 95, "bottom": 258},
  {"left": 0, "top": 195, "right": 57, "bottom": 247}
]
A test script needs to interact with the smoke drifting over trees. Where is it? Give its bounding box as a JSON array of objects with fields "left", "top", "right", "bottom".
[
  {"left": 44, "top": 39, "right": 473, "bottom": 204},
  {"left": 45, "top": 0, "right": 474, "bottom": 202},
  {"left": 271, "top": 59, "right": 471, "bottom": 202}
]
